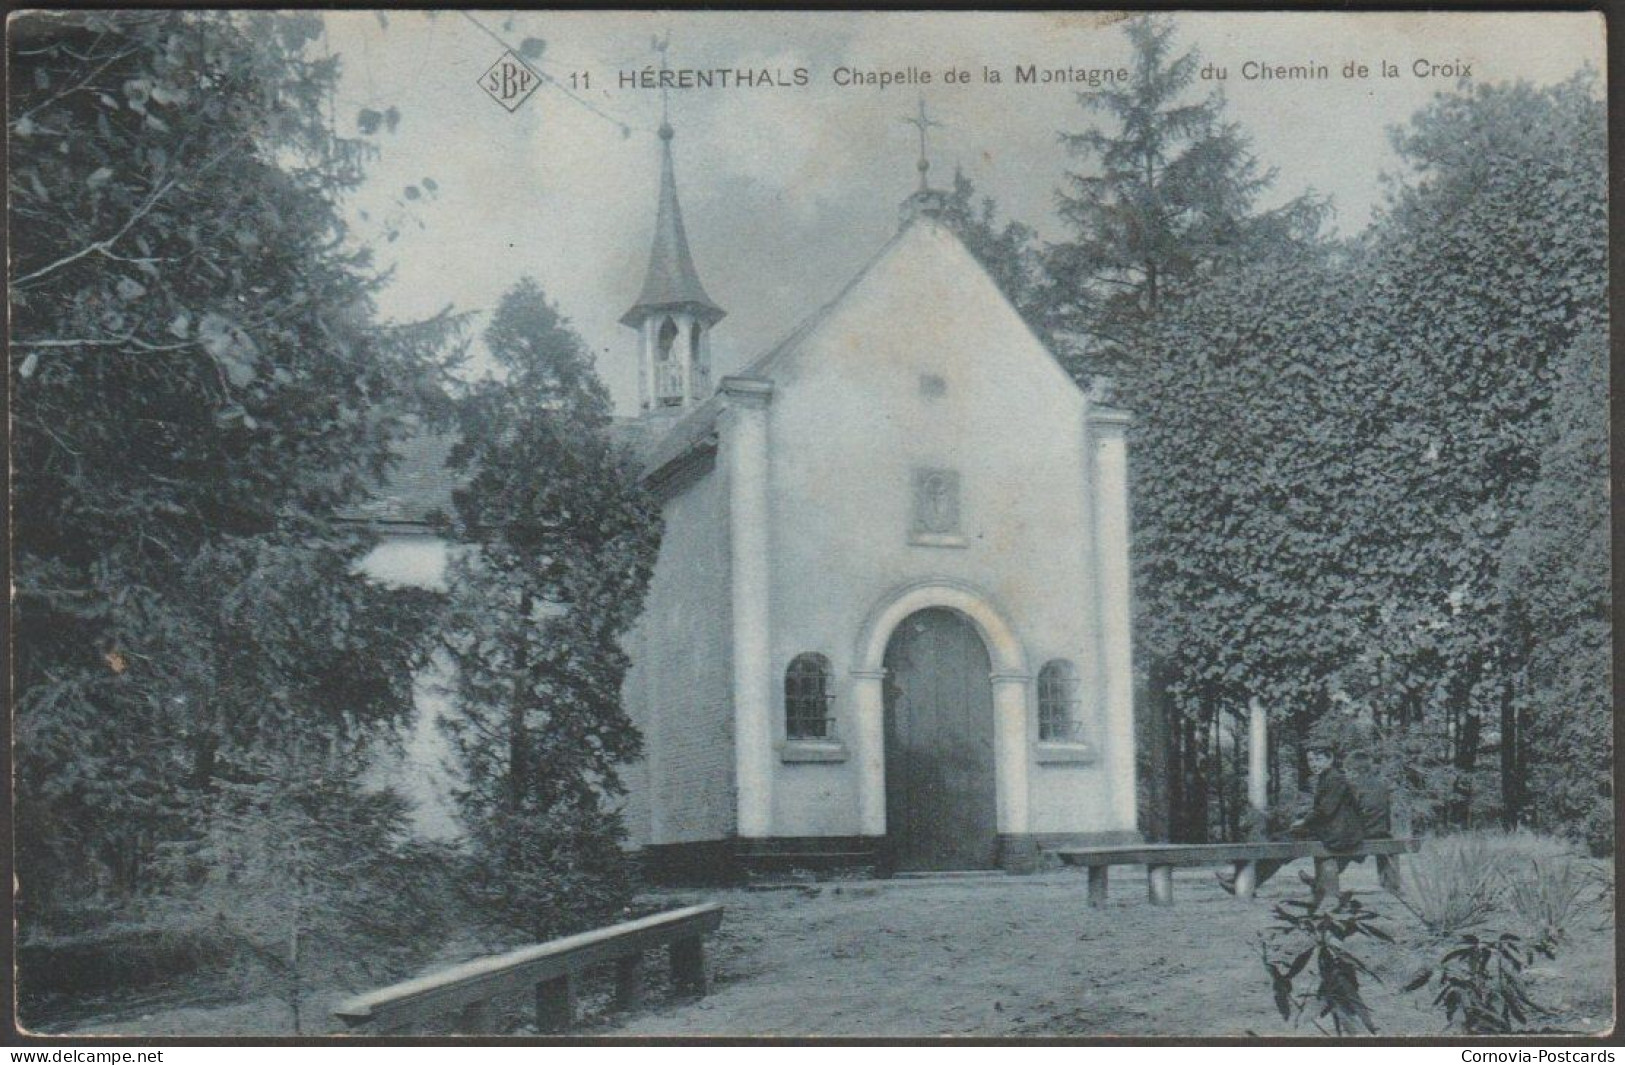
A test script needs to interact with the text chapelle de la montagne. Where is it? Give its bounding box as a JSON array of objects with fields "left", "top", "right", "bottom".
[{"left": 617, "top": 62, "right": 1131, "bottom": 91}]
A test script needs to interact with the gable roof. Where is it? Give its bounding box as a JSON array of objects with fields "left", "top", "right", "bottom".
[
  {"left": 627, "top": 225, "right": 913, "bottom": 483},
  {"left": 637, "top": 214, "right": 1086, "bottom": 483},
  {"left": 356, "top": 215, "right": 1094, "bottom": 519}
]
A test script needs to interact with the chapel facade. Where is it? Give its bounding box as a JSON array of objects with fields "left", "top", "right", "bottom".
[{"left": 616, "top": 118, "right": 1141, "bottom": 878}]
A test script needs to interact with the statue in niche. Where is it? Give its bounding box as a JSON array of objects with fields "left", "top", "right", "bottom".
[{"left": 912, "top": 468, "right": 960, "bottom": 537}]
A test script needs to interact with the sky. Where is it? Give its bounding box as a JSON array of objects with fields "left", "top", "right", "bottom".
[{"left": 322, "top": 11, "right": 1604, "bottom": 413}]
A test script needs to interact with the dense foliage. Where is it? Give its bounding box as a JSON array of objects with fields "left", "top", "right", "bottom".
[
  {"left": 1131, "top": 248, "right": 1378, "bottom": 836},
  {"left": 440, "top": 279, "right": 661, "bottom": 940},
  {"left": 998, "top": 18, "right": 1608, "bottom": 849},
  {"left": 1343, "top": 75, "right": 1609, "bottom": 839},
  {"left": 1261, "top": 894, "right": 1392, "bottom": 1035},
  {"left": 938, "top": 167, "right": 1049, "bottom": 337},
  {"left": 9, "top": 13, "right": 466, "bottom": 1029},
  {"left": 1500, "top": 329, "right": 1611, "bottom": 850}
]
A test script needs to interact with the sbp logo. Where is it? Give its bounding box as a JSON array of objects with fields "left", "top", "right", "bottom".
[{"left": 480, "top": 51, "right": 541, "bottom": 112}]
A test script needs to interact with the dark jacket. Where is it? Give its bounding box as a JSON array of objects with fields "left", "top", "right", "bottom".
[
  {"left": 1301, "top": 766, "right": 1365, "bottom": 852},
  {"left": 1349, "top": 774, "right": 1393, "bottom": 838}
]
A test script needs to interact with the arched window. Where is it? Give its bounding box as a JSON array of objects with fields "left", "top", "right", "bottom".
[
  {"left": 654, "top": 317, "right": 681, "bottom": 406},
  {"left": 785, "top": 653, "right": 834, "bottom": 740},
  {"left": 1037, "top": 660, "right": 1081, "bottom": 742},
  {"left": 690, "top": 321, "right": 709, "bottom": 391},
  {"left": 656, "top": 316, "right": 678, "bottom": 361}
]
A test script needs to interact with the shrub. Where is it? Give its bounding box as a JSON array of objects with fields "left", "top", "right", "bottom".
[
  {"left": 1583, "top": 863, "right": 1614, "bottom": 922},
  {"left": 465, "top": 805, "right": 635, "bottom": 944},
  {"left": 1397, "top": 835, "right": 1501, "bottom": 938},
  {"left": 1259, "top": 892, "right": 1392, "bottom": 1035},
  {"left": 1405, "top": 932, "right": 1552, "bottom": 1034},
  {"left": 1503, "top": 858, "right": 1589, "bottom": 951},
  {"left": 17, "top": 919, "right": 237, "bottom": 1017}
]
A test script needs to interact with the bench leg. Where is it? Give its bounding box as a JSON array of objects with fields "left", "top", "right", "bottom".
[
  {"left": 613, "top": 955, "right": 642, "bottom": 1011},
  {"left": 1087, "top": 866, "right": 1109, "bottom": 907},
  {"left": 1313, "top": 857, "right": 1341, "bottom": 905},
  {"left": 1233, "top": 860, "right": 1257, "bottom": 899},
  {"left": 535, "top": 974, "right": 573, "bottom": 1033},
  {"left": 1147, "top": 864, "right": 1174, "bottom": 906},
  {"left": 670, "top": 936, "right": 707, "bottom": 997}
]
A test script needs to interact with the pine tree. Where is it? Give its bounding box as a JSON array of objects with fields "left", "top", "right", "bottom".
[
  {"left": 10, "top": 10, "right": 454, "bottom": 925},
  {"left": 939, "top": 168, "right": 1047, "bottom": 337},
  {"left": 442, "top": 279, "right": 661, "bottom": 940},
  {"left": 1046, "top": 14, "right": 1326, "bottom": 381}
]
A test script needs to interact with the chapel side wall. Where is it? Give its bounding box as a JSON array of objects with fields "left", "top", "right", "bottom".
[
  {"left": 632, "top": 462, "right": 736, "bottom": 845},
  {"left": 759, "top": 222, "right": 1129, "bottom": 840},
  {"left": 357, "top": 533, "right": 462, "bottom": 841}
]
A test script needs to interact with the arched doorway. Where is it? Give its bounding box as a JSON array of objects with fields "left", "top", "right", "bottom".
[{"left": 882, "top": 607, "right": 999, "bottom": 871}]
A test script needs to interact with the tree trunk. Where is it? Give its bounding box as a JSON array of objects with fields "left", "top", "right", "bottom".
[
  {"left": 1292, "top": 707, "right": 1310, "bottom": 794},
  {"left": 1267, "top": 711, "right": 1281, "bottom": 810},
  {"left": 1450, "top": 657, "right": 1483, "bottom": 827},
  {"left": 1499, "top": 671, "right": 1521, "bottom": 829},
  {"left": 1143, "top": 658, "right": 1172, "bottom": 842},
  {"left": 1186, "top": 715, "right": 1209, "bottom": 843}
]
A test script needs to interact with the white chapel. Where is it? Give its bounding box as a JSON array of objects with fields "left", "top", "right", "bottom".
[{"left": 612, "top": 116, "right": 1142, "bottom": 879}]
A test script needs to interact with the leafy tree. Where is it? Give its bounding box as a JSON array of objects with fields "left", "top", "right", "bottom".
[
  {"left": 1132, "top": 246, "right": 1373, "bottom": 838},
  {"left": 1347, "top": 74, "right": 1607, "bottom": 830},
  {"left": 9, "top": 10, "right": 453, "bottom": 929},
  {"left": 1046, "top": 14, "right": 1326, "bottom": 382},
  {"left": 1499, "top": 327, "right": 1610, "bottom": 851},
  {"left": 1128, "top": 72, "right": 1605, "bottom": 842},
  {"left": 442, "top": 278, "right": 661, "bottom": 941}
]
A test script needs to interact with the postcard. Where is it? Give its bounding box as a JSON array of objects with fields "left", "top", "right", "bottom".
[{"left": 8, "top": 8, "right": 1611, "bottom": 1042}]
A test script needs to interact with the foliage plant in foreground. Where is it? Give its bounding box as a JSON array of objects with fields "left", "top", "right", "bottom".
[
  {"left": 1395, "top": 835, "right": 1501, "bottom": 939},
  {"left": 1405, "top": 933, "right": 1552, "bottom": 1034},
  {"left": 1503, "top": 859, "right": 1589, "bottom": 951},
  {"left": 1259, "top": 892, "right": 1392, "bottom": 1035}
]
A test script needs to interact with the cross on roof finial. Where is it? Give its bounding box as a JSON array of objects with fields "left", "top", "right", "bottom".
[{"left": 900, "top": 97, "right": 942, "bottom": 191}]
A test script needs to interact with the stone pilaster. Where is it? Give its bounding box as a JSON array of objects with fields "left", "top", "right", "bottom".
[
  {"left": 721, "top": 376, "right": 774, "bottom": 838},
  {"left": 990, "top": 671, "right": 1033, "bottom": 834},
  {"left": 1089, "top": 406, "right": 1137, "bottom": 830},
  {"left": 850, "top": 669, "right": 888, "bottom": 837}
]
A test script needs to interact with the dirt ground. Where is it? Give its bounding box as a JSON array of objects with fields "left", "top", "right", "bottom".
[
  {"left": 45, "top": 860, "right": 1614, "bottom": 1039},
  {"left": 605, "top": 862, "right": 1614, "bottom": 1039}
]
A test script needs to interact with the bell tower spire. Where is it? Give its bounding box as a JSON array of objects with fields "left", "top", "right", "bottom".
[{"left": 622, "top": 36, "right": 724, "bottom": 414}]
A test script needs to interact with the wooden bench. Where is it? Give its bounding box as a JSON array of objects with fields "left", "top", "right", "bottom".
[
  {"left": 332, "top": 902, "right": 724, "bottom": 1035},
  {"left": 1056, "top": 839, "right": 1421, "bottom": 907}
]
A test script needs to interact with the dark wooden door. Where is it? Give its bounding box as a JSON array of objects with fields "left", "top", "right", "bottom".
[{"left": 883, "top": 607, "right": 998, "bottom": 871}]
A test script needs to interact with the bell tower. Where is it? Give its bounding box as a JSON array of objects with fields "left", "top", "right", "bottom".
[{"left": 621, "top": 117, "right": 725, "bottom": 413}]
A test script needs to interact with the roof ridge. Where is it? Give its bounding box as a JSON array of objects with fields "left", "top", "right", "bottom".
[{"left": 735, "top": 221, "right": 916, "bottom": 381}]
